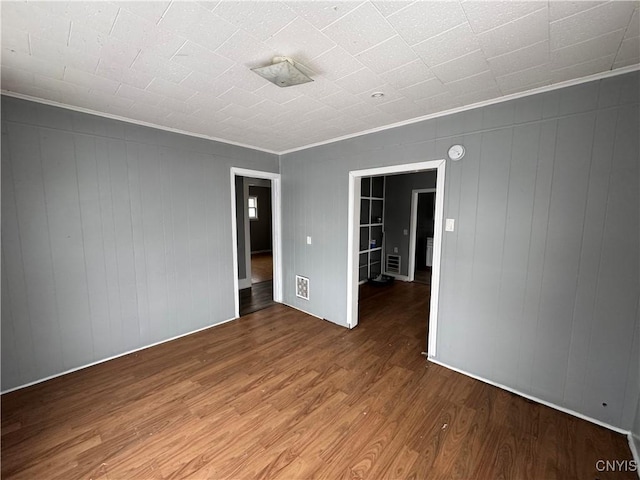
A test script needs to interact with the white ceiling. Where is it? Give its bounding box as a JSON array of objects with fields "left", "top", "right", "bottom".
[{"left": 1, "top": 1, "right": 639, "bottom": 153}]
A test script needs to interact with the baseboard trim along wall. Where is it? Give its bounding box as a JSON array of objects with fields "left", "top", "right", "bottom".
[
  {"left": 428, "top": 358, "right": 630, "bottom": 436},
  {"left": 282, "top": 302, "right": 325, "bottom": 321},
  {"left": 1, "top": 316, "right": 238, "bottom": 395},
  {"left": 238, "top": 278, "right": 252, "bottom": 290}
]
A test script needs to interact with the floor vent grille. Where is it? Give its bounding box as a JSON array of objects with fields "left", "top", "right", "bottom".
[
  {"left": 296, "top": 275, "right": 310, "bottom": 300},
  {"left": 386, "top": 255, "right": 401, "bottom": 274}
]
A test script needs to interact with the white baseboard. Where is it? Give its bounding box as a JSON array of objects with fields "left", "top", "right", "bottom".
[
  {"left": 238, "top": 278, "right": 251, "bottom": 289},
  {"left": 629, "top": 432, "right": 640, "bottom": 479},
  {"left": 1, "top": 315, "right": 238, "bottom": 395},
  {"left": 428, "top": 358, "right": 629, "bottom": 436},
  {"left": 282, "top": 301, "right": 325, "bottom": 321}
]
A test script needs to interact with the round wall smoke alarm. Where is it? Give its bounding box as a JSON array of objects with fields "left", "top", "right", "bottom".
[{"left": 447, "top": 144, "right": 465, "bottom": 161}]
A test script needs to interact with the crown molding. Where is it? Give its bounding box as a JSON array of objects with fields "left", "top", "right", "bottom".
[{"left": 3, "top": 64, "right": 638, "bottom": 157}]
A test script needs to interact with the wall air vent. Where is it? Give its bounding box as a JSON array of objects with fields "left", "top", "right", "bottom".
[
  {"left": 296, "top": 275, "right": 310, "bottom": 300},
  {"left": 386, "top": 255, "right": 401, "bottom": 274}
]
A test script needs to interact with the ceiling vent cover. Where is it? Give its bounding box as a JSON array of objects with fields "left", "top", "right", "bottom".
[
  {"left": 251, "top": 56, "right": 313, "bottom": 88},
  {"left": 296, "top": 275, "right": 310, "bottom": 300}
]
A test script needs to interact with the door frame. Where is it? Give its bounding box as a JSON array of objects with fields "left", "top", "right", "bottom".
[
  {"left": 347, "top": 160, "right": 446, "bottom": 358},
  {"left": 408, "top": 188, "right": 437, "bottom": 282},
  {"left": 230, "top": 167, "right": 282, "bottom": 318}
]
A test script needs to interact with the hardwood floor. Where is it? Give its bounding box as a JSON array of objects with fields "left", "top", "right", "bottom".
[
  {"left": 1, "top": 282, "right": 634, "bottom": 479},
  {"left": 239, "top": 280, "right": 275, "bottom": 316},
  {"left": 251, "top": 252, "right": 273, "bottom": 284}
]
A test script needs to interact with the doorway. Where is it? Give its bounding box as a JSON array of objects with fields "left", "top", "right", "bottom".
[
  {"left": 347, "top": 160, "right": 446, "bottom": 358},
  {"left": 409, "top": 189, "right": 436, "bottom": 284},
  {"left": 230, "top": 168, "right": 282, "bottom": 319}
]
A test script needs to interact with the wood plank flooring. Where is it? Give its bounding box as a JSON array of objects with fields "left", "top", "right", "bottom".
[
  {"left": 2, "top": 282, "right": 634, "bottom": 479},
  {"left": 239, "top": 280, "right": 274, "bottom": 316},
  {"left": 251, "top": 252, "right": 273, "bottom": 284}
]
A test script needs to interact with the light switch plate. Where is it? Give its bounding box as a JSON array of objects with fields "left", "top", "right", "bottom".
[
  {"left": 445, "top": 219, "right": 455, "bottom": 232},
  {"left": 306, "top": 236, "right": 312, "bottom": 245}
]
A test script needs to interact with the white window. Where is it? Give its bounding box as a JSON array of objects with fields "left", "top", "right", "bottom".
[{"left": 248, "top": 196, "right": 258, "bottom": 220}]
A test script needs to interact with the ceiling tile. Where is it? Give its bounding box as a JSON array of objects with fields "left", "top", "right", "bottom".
[
  {"left": 285, "top": 1, "right": 363, "bottom": 29},
  {"left": 131, "top": 51, "right": 192, "bottom": 84},
  {"left": 1, "top": 48, "right": 65, "bottom": 80},
  {"left": 110, "top": 9, "right": 186, "bottom": 60},
  {"left": 549, "top": 1, "right": 607, "bottom": 22},
  {"left": 386, "top": 1, "right": 467, "bottom": 46},
  {"left": 309, "top": 45, "right": 365, "bottom": 80},
  {"left": 615, "top": 36, "right": 640, "bottom": 64},
  {"left": 379, "top": 59, "right": 435, "bottom": 91},
  {"left": 496, "top": 64, "right": 552, "bottom": 93},
  {"left": 430, "top": 50, "right": 491, "bottom": 84},
  {"left": 118, "top": 2, "right": 172, "bottom": 24},
  {"left": 551, "top": 30, "right": 625, "bottom": 70},
  {"left": 552, "top": 55, "right": 616, "bottom": 83},
  {"left": 1, "top": 26, "right": 30, "bottom": 55},
  {"left": 215, "top": 30, "right": 278, "bottom": 67},
  {"left": 550, "top": 1, "right": 637, "bottom": 50},
  {"left": 184, "top": 93, "right": 231, "bottom": 113},
  {"left": 179, "top": 71, "right": 232, "bottom": 96},
  {"left": 444, "top": 70, "right": 498, "bottom": 95},
  {"left": 321, "top": 2, "right": 396, "bottom": 55},
  {"left": 253, "top": 83, "right": 303, "bottom": 104},
  {"left": 29, "top": 36, "right": 100, "bottom": 74},
  {"left": 625, "top": 9, "right": 639, "bottom": 38},
  {"left": 198, "top": 2, "right": 220, "bottom": 12},
  {"left": 318, "top": 89, "right": 365, "bottom": 109},
  {"left": 95, "top": 60, "right": 154, "bottom": 89},
  {"left": 36, "top": 1, "right": 120, "bottom": 35},
  {"left": 354, "top": 35, "right": 419, "bottom": 75},
  {"left": 116, "top": 84, "right": 165, "bottom": 106},
  {"left": 64, "top": 67, "right": 121, "bottom": 95},
  {"left": 157, "top": 3, "right": 238, "bottom": 52},
  {"left": 334, "top": 67, "right": 385, "bottom": 94},
  {"left": 462, "top": 1, "right": 546, "bottom": 33},
  {"left": 1, "top": 65, "right": 34, "bottom": 90},
  {"left": 412, "top": 22, "right": 481, "bottom": 67},
  {"left": 399, "top": 77, "right": 447, "bottom": 101},
  {"left": 213, "top": 1, "right": 297, "bottom": 42},
  {"left": 2, "top": 0, "right": 638, "bottom": 153},
  {"left": 146, "top": 77, "right": 197, "bottom": 102},
  {"left": 266, "top": 17, "right": 336, "bottom": 63},
  {"left": 478, "top": 7, "right": 549, "bottom": 58},
  {"left": 487, "top": 40, "right": 550, "bottom": 77},
  {"left": 216, "top": 64, "right": 271, "bottom": 93},
  {"left": 371, "top": 1, "right": 414, "bottom": 18},
  {"left": 158, "top": 96, "right": 200, "bottom": 116},
  {"left": 68, "top": 23, "right": 140, "bottom": 68},
  {"left": 218, "top": 86, "right": 263, "bottom": 108},
  {"left": 2, "top": 2, "right": 71, "bottom": 45},
  {"left": 172, "top": 41, "right": 234, "bottom": 79}
]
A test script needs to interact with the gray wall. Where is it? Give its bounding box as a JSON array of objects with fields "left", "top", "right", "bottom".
[
  {"left": 1, "top": 96, "right": 278, "bottom": 391},
  {"left": 280, "top": 71, "right": 639, "bottom": 430},
  {"left": 384, "top": 171, "right": 437, "bottom": 276}
]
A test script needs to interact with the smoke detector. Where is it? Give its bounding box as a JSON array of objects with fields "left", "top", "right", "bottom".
[{"left": 251, "top": 56, "right": 313, "bottom": 88}]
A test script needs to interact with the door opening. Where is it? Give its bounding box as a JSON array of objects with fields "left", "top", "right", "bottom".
[
  {"left": 347, "top": 160, "right": 445, "bottom": 358},
  {"left": 408, "top": 189, "right": 436, "bottom": 284},
  {"left": 230, "top": 168, "right": 282, "bottom": 319}
]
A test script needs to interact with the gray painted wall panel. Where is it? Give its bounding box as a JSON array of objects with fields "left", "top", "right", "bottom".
[
  {"left": 280, "top": 72, "right": 639, "bottom": 429},
  {"left": 1, "top": 96, "right": 278, "bottom": 391}
]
